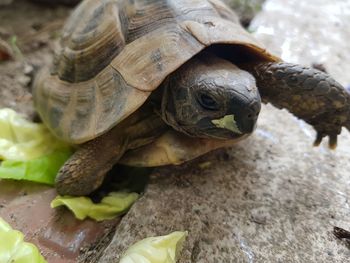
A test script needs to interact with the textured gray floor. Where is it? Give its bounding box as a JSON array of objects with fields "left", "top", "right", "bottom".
[{"left": 99, "top": 1, "right": 350, "bottom": 262}]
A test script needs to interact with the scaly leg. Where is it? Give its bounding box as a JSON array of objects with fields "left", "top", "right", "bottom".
[
  {"left": 55, "top": 126, "right": 128, "bottom": 196},
  {"left": 241, "top": 62, "right": 350, "bottom": 148},
  {"left": 55, "top": 111, "right": 167, "bottom": 196}
]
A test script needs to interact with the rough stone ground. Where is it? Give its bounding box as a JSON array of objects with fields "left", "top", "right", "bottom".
[{"left": 0, "top": 0, "right": 349, "bottom": 263}]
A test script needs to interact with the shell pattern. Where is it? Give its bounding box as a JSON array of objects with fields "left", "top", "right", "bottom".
[{"left": 33, "top": 0, "right": 277, "bottom": 144}]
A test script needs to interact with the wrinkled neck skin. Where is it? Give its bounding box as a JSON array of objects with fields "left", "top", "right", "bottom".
[{"left": 160, "top": 52, "right": 261, "bottom": 140}]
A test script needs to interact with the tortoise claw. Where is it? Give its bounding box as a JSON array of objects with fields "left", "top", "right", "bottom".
[
  {"left": 313, "top": 131, "right": 338, "bottom": 149},
  {"left": 328, "top": 134, "right": 338, "bottom": 149},
  {"left": 313, "top": 132, "right": 324, "bottom": 147}
]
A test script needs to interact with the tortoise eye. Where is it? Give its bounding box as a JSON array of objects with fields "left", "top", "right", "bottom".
[{"left": 198, "top": 94, "right": 219, "bottom": 110}]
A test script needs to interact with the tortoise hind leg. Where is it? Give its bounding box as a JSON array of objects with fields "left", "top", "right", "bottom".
[
  {"left": 241, "top": 62, "right": 350, "bottom": 148},
  {"left": 55, "top": 127, "right": 128, "bottom": 196}
]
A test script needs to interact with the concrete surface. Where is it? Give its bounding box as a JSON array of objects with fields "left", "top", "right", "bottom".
[
  {"left": 99, "top": 0, "right": 350, "bottom": 262},
  {"left": 250, "top": 0, "right": 350, "bottom": 87},
  {"left": 223, "top": 0, "right": 265, "bottom": 26}
]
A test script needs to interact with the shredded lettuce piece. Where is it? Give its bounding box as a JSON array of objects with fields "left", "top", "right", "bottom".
[
  {"left": 0, "top": 108, "right": 73, "bottom": 184},
  {"left": 0, "top": 217, "right": 47, "bottom": 263},
  {"left": 120, "top": 231, "right": 188, "bottom": 263},
  {"left": 0, "top": 148, "right": 72, "bottom": 185},
  {"left": 0, "top": 108, "right": 70, "bottom": 161},
  {"left": 51, "top": 192, "right": 139, "bottom": 221}
]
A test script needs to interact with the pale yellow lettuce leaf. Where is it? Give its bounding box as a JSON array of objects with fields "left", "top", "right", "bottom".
[
  {"left": 120, "top": 231, "right": 188, "bottom": 263},
  {"left": 0, "top": 217, "right": 47, "bottom": 263},
  {"left": 51, "top": 191, "right": 139, "bottom": 221},
  {"left": 0, "top": 108, "right": 70, "bottom": 161}
]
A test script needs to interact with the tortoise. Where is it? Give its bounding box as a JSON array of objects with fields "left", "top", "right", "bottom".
[{"left": 33, "top": 0, "right": 350, "bottom": 196}]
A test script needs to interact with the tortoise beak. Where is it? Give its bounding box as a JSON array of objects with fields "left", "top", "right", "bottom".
[
  {"left": 233, "top": 100, "right": 261, "bottom": 134},
  {"left": 215, "top": 96, "right": 260, "bottom": 135}
]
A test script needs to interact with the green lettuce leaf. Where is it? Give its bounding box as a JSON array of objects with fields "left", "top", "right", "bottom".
[
  {"left": 51, "top": 191, "right": 139, "bottom": 221},
  {"left": 0, "top": 217, "right": 47, "bottom": 263},
  {"left": 0, "top": 108, "right": 70, "bottom": 161},
  {"left": 0, "top": 148, "right": 72, "bottom": 185},
  {"left": 120, "top": 231, "right": 188, "bottom": 263}
]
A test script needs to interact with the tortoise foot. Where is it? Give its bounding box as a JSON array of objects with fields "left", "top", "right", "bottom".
[{"left": 55, "top": 159, "right": 107, "bottom": 196}]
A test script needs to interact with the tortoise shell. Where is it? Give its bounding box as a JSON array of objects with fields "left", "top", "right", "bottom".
[{"left": 33, "top": 0, "right": 278, "bottom": 144}]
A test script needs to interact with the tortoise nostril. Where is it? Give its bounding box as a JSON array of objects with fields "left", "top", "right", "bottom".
[{"left": 247, "top": 107, "right": 260, "bottom": 119}]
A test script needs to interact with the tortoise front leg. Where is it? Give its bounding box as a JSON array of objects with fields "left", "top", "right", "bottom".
[
  {"left": 55, "top": 111, "right": 167, "bottom": 196},
  {"left": 55, "top": 126, "right": 128, "bottom": 196},
  {"left": 241, "top": 62, "right": 350, "bottom": 148}
]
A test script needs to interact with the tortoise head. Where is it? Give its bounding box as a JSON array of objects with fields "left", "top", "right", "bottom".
[{"left": 161, "top": 53, "right": 261, "bottom": 140}]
